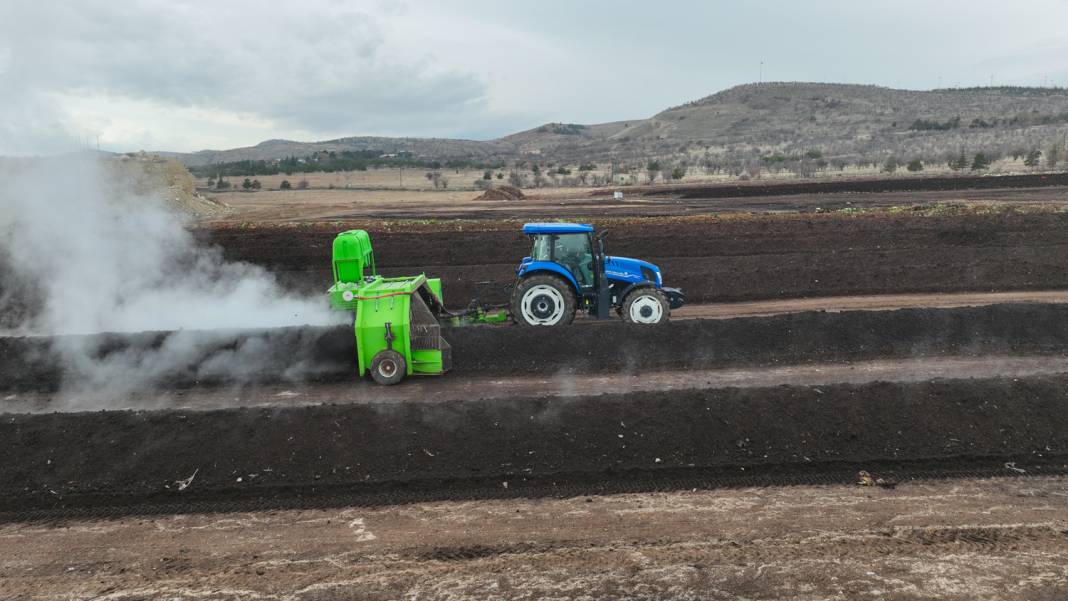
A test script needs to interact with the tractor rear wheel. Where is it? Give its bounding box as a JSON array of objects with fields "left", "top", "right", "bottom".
[
  {"left": 622, "top": 288, "right": 669, "bottom": 325},
  {"left": 370, "top": 349, "right": 406, "bottom": 385},
  {"left": 511, "top": 274, "right": 576, "bottom": 326}
]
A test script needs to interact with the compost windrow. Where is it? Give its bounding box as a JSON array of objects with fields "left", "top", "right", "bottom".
[
  {"left": 195, "top": 210, "right": 1068, "bottom": 309},
  {"left": 3, "top": 303, "right": 1068, "bottom": 394},
  {"left": 598, "top": 172, "right": 1068, "bottom": 198},
  {"left": 2, "top": 374, "right": 1067, "bottom": 513}
]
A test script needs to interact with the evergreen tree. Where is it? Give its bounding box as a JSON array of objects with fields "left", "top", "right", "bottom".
[
  {"left": 971, "top": 153, "right": 990, "bottom": 170},
  {"left": 1024, "top": 149, "right": 1042, "bottom": 168}
]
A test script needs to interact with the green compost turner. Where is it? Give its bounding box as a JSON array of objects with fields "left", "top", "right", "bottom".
[{"left": 327, "top": 230, "right": 452, "bottom": 385}]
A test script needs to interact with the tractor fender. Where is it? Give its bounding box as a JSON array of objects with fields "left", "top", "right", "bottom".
[
  {"left": 517, "top": 262, "right": 581, "bottom": 292},
  {"left": 616, "top": 280, "right": 657, "bottom": 306}
]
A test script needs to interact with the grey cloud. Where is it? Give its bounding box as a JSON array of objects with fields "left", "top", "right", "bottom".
[{"left": 0, "top": 0, "right": 489, "bottom": 152}]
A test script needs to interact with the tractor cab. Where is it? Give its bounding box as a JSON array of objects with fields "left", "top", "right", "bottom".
[
  {"left": 524, "top": 223, "right": 597, "bottom": 290},
  {"left": 513, "top": 223, "right": 684, "bottom": 326}
]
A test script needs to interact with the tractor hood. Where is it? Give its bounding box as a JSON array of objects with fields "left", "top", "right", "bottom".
[{"left": 604, "top": 255, "right": 662, "bottom": 286}]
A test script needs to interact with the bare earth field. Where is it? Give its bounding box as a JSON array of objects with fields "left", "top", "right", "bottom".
[
  {"left": 6, "top": 175, "right": 1068, "bottom": 599},
  {"left": 205, "top": 181, "right": 1068, "bottom": 222}
]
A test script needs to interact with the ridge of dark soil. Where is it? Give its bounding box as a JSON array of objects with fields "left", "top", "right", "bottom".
[
  {"left": 2, "top": 374, "right": 1066, "bottom": 513},
  {"left": 4, "top": 303, "right": 1068, "bottom": 394},
  {"left": 196, "top": 210, "right": 1068, "bottom": 308},
  {"left": 597, "top": 172, "right": 1068, "bottom": 199}
]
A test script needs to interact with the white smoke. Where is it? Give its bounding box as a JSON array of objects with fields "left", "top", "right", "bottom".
[{"left": 0, "top": 155, "right": 345, "bottom": 395}]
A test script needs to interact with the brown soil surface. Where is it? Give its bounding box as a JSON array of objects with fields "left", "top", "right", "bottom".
[{"left": 3, "top": 476, "right": 1067, "bottom": 600}]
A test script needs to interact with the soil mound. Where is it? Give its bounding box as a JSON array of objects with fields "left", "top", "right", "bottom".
[
  {"left": 475, "top": 185, "right": 526, "bottom": 201},
  {"left": 112, "top": 155, "right": 226, "bottom": 217}
]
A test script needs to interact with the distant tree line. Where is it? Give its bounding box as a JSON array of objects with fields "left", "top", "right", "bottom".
[
  {"left": 190, "top": 150, "right": 507, "bottom": 178},
  {"left": 537, "top": 123, "right": 587, "bottom": 135},
  {"left": 910, "top": 116, "right": 961, "bottom": 131},
  {"left": 907, "top": 112, "right": 1068, "bottom": 132}
]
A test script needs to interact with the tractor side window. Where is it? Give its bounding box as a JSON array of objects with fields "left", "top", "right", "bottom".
[
  {"left": 554, "top": 234, "right": 593, "bottom": 287},
  {"left": 531, "top": 235, "right": 553, "bottom": 261}
]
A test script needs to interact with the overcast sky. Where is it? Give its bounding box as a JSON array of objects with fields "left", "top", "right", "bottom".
[{"left": 2, "top": 0, "right": 1067, "bottom": 155}]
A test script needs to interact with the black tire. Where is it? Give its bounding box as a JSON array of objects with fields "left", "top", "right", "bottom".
[
  {"left": 621, "top": 288, "right": 670, "bottom": 325},
  {"left": 510, "top": 274, "right": 577, "bottom": 326},
  {"left": 369, "top": 349, "right": 406, "bottom": 385}
]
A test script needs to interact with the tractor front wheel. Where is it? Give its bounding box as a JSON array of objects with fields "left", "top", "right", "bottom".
[
  {"left": 370, "top": 349, "right": 406, "bottom": 385},
  {"left": 512, "top": 275, "right": 576, "bottom": 326},
  {"left": 622, "top": 288, "right": 670, "bottom": 325}
]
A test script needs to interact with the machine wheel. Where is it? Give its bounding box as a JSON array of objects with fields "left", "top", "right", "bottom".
[
  {"left": 370, "top": 349, "right": 406, "bottom": 385},
  {"left": 511, "top": 275, "right": 576, "bottom": 326},
  {"left": 622, "top": 288, "right": 669, "bottom": 325}
]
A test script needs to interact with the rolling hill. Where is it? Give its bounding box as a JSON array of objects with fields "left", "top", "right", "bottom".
[{"left": 167, "top": 82, "right": 1068, "bottom": 167}]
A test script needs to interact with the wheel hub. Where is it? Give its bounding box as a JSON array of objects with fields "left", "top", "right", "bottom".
[{"left": 532, "top": 295, "right": 555, "bottom": 318}]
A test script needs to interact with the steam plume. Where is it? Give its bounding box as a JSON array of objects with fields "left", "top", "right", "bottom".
[{"left": 0, "top": 155, "right": 344, "bottom": 395}]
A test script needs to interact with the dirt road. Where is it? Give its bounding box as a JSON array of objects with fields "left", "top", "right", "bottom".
[
  {"left": 672, "top": 289, "right": 1068, "bottom": 319},
  {"left": 10, "top": 354, "right": 1068, "bottom": 414},
  {"left": 3, "top": 476, "right": 1066, "bottom": 600}
]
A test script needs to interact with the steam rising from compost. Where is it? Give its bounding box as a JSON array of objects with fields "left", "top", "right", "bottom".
[{"left": 0, "top": 156, "right": 344, "bottom": 394}]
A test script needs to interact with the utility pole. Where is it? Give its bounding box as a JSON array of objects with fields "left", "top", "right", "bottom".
[{"left": 758, "top": 59, "right": 763, "bottom": 84}]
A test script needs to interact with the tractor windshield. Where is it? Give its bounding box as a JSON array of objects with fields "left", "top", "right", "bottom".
[{"left": 531, "top": 234, "right": 553, "bottom": 261}]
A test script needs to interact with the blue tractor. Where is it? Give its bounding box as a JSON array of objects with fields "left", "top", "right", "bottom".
[{"left": 510, "top": 223, "right": 685, "bottom": 326}]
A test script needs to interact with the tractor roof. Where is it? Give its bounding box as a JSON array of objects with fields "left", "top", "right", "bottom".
[{"left": 522, "top": 222, "right": 594, "bottom": 235}]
